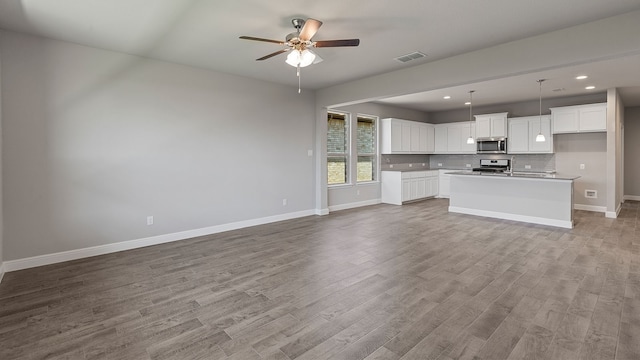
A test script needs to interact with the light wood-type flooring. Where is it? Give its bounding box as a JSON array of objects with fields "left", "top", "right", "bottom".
[{"left": 1, "top": 199, "right": 639, "bottom": 360}]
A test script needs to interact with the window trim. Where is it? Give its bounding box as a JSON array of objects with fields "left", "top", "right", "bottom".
[
  {"left": 327, "top": 111, "right": 351, "bottom": 187},
  {"left": 356, "top": 113, "right": 379, "bottom": 184}
]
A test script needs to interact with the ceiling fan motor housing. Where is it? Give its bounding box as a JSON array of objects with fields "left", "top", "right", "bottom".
[{"left": 291, "top": 18, "right": 305, "bottom": 30}]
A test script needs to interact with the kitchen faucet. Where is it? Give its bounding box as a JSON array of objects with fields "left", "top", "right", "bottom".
[{"left": 508, "top": 156, "right": 515, "bottom": 174}]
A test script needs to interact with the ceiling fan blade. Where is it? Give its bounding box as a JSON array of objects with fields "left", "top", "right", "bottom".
[
  {"left": 239, "top": 36, "right": 285, "bottom": 45},
  {"left": 256, "top": 49, "right": 288, "bottom": 61},
  {"left": 299, "top": 18, "right": 322, "bottom": 41},
  {"left": 314, "top": 39, "right": 360, "bottom": 48}
]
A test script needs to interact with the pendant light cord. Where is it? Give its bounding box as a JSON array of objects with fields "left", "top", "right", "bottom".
[
  {"left": 538, "top": 79, "right": 544, "bottom": 133},
  {"left": 469, "top": 90, "right": 474, "bottom": 137}
]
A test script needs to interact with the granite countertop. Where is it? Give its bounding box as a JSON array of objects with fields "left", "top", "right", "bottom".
[{"left": 448, "top": 171, "right": 580, "bottom": 181}]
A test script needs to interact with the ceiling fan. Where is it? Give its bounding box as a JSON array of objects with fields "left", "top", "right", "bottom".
[{"left": 240, "top": 18, "right": 360, "bottom": 92}]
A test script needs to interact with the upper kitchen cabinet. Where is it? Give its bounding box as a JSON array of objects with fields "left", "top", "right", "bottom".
[
  {"left": 508, "top": 115, "right": 553, "bottom": 154},
  {"left": 551, "top": 103, "right": 607, "bottom": 134},
  {"left": 474, "top": 112, "right": 508, "bottom": 139},
  {"left": 381, "top": 118, "right": 434, "bottom": 154},
  {"left": 434, "top": 122, "right": 476, "bottom": 154}
]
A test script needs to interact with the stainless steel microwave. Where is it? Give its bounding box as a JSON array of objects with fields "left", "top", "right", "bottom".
[{"left": 477, "top": 138, "right": 507, "bottom": 154}]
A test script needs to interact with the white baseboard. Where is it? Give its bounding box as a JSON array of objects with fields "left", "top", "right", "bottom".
[
  {"left": 574, "top": 204, "right": 606, "bottom": 213},
  {"left": 449, "top": 206, "right": 573, "bottom": 229},
  {"left": 0, "top": 263, "right": 5, "bottom": 285},
  {"left": 3, "top": 209, "right": 317, "bottom": 273},
  {"left": 315, "top": 208, "right": 330, "bottom": 216},
  {"left": 624, "top": 195, "right": 640, "bottom": 201},
  {"left": 605, "top": 203, "right": 622, "bottom": 219},
  {"left": 328, "top": 199, "right": 381, "bottom": 212}
]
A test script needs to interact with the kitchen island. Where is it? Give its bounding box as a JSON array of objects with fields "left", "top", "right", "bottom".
[{"left": 448, "top": 172, "right": 580, "bottom": 228}]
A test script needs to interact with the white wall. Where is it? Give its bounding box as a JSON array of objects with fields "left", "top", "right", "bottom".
[
  {"left": 0, "top": 31, "right": 316, "bottom": 262},
  {"left": 624, "top": 106, "right": 640, "bottom": 198},
  {"left": 555, "top": 133, "right": 607, "bottom": 210},
  {"left": 606, "top": 88, "right": 624, "bottom": 217}
]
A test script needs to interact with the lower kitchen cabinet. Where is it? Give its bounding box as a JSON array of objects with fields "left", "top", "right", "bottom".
[
  {"left": 437, "top": 170, "right": 457, "bottom": 198},
  {"left": 382, "top": 170, "right": 439, "bottom": 205}
]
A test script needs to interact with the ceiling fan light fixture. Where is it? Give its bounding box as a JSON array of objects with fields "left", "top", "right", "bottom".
[{"left": 285, "top": 49, "right": 316, "bottom": 67}]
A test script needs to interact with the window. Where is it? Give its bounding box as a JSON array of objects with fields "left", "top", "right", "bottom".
[
  {"left": 357, "top": 115, "right": 377, "bottom": 182},
  {"left": 327, "top": 112, "right": 349, "bottom": 185}
]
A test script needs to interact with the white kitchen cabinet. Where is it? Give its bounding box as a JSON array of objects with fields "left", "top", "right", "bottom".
[
  {"left": 381, "top": 170, "right": 439, "bottom": 205},
  {"left": 528, "top": 116, "right": 553, "bottom": 153},
  {"left": 507, "top": 118, "right": 529, "bottom": 153},
  {"left": 459, "top": 123, "right": 476, "bottom": 153},
  {"left": 381, "top": 118, "right": 434, "bottom": 154},
  {"left": 434, "top": 125, "right": 448, "bottom": 153},
  {"left": 551, "top": 103, "right": 606, "bottom": 134},
  {"left": 475, "top": 112, "right": 508, "bottom": 138},
  {"left": 433, "top": 122, "right": 476, "bottom": 154},
  {"left": 437, "top": 170, "right": 457, "bottom": 198},
  {"left": 508, "top": 115, "right": 553, "bottom": 154},
  {"left": 411, "top": 122, "right": 435, "bottom": 153},
  {"left": 447, "top": 124, "right": 462, "bottom": 152},
  {"left": 421, "top": 123, "right": 435, "bottom": 153}
]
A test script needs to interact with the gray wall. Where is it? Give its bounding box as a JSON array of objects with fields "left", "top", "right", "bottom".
[
  {"left": 0, "top": 39, "right": 3, "bottom": 271},
  {"left": 428, "top": 93, "right": 607, "bottom": 123},
  {"left": 625, "top": 106, "right": 640, "bottom": 197},
  {"left": 555, "top": 133, "right": 607, "bottom": 208},
  {"left": 1, "top": 31, "right": 316, "bottom": 261}
]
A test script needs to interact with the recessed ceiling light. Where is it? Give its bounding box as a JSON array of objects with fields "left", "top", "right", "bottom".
[
  {"left": 443, "top": 96, "right": 451, "bottom": 100},
  {"left": 576, "top": 75, "right": 588, "bottom": 80},
  {"left": 585, "top": 86, "right": 595, "bottom": 90},
  {"left": 464, "top": 101, "right": 471, "bottom": 105}
]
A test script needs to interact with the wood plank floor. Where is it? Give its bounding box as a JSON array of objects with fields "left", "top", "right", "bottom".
[{"left": 1, "top": 199, "right": 639, "bottom": 360}]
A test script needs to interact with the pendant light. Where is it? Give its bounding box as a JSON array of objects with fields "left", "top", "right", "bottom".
[
  {"left": 536, "top": 79, "right": 546, "bottom": 142},
  {"left": 466, "top": 90, "right": 475, "bottom": 144}
]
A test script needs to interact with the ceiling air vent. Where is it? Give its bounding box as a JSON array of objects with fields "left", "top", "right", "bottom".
[{"left": 394, "top": 51, "right": 427, "bottom": 63}]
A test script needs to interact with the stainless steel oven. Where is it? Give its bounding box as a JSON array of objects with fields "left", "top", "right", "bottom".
[{"left": 477, "top": 138, "right": 507, "bottom": 154}]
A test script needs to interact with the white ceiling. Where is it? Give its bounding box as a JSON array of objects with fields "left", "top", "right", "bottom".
[{"left": 1, "top": 0, "right": 640, "bottom": 111}]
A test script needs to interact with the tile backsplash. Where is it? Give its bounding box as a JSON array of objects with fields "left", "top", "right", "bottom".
[
  {"left": 381, "top": 154, "right": 430, "bottom": 171},
  {"left": 429, "top": 154, "right": 556, "bottom": 172},
  {"left": 381, "top": 153, "right": 555, "bottom": 172}
]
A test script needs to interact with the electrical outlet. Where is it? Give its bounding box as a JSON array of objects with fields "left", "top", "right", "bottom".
[
  {"left": 390, "top": 164, "right": 394, "bottom": 168},
  {"left": 282, "top": 199, "right": 287, "bottom": 206},
  {"left": 146, "top": 216, "right": 154, "bottom": 225},
  {"left": 585, "top": 190, "right": 597, "bottom": 198},
  {"left": 466, "top": 164, "right": 471, "bottom": 168},
  {"left": 525, "top": 165, "right": 531, "bottom": 169},
  {"left": 580, "top": 164, "right": 586, "bottom": 170},
  {"left": 438, "top": 163, "right": 443, "bottom": 167},
  {"left": 409, "top": 164, "right": 413, "bottom": 167},
  {"left": 422, "top": 163, "right": 426, "bottom": 167},
  {"left": 307, "top": 149, "right": 313, "bottom": 156}
]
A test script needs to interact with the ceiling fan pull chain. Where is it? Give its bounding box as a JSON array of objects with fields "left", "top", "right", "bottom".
[{"left": 298, "top": 64, "right": 301, "bottom": 93}]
